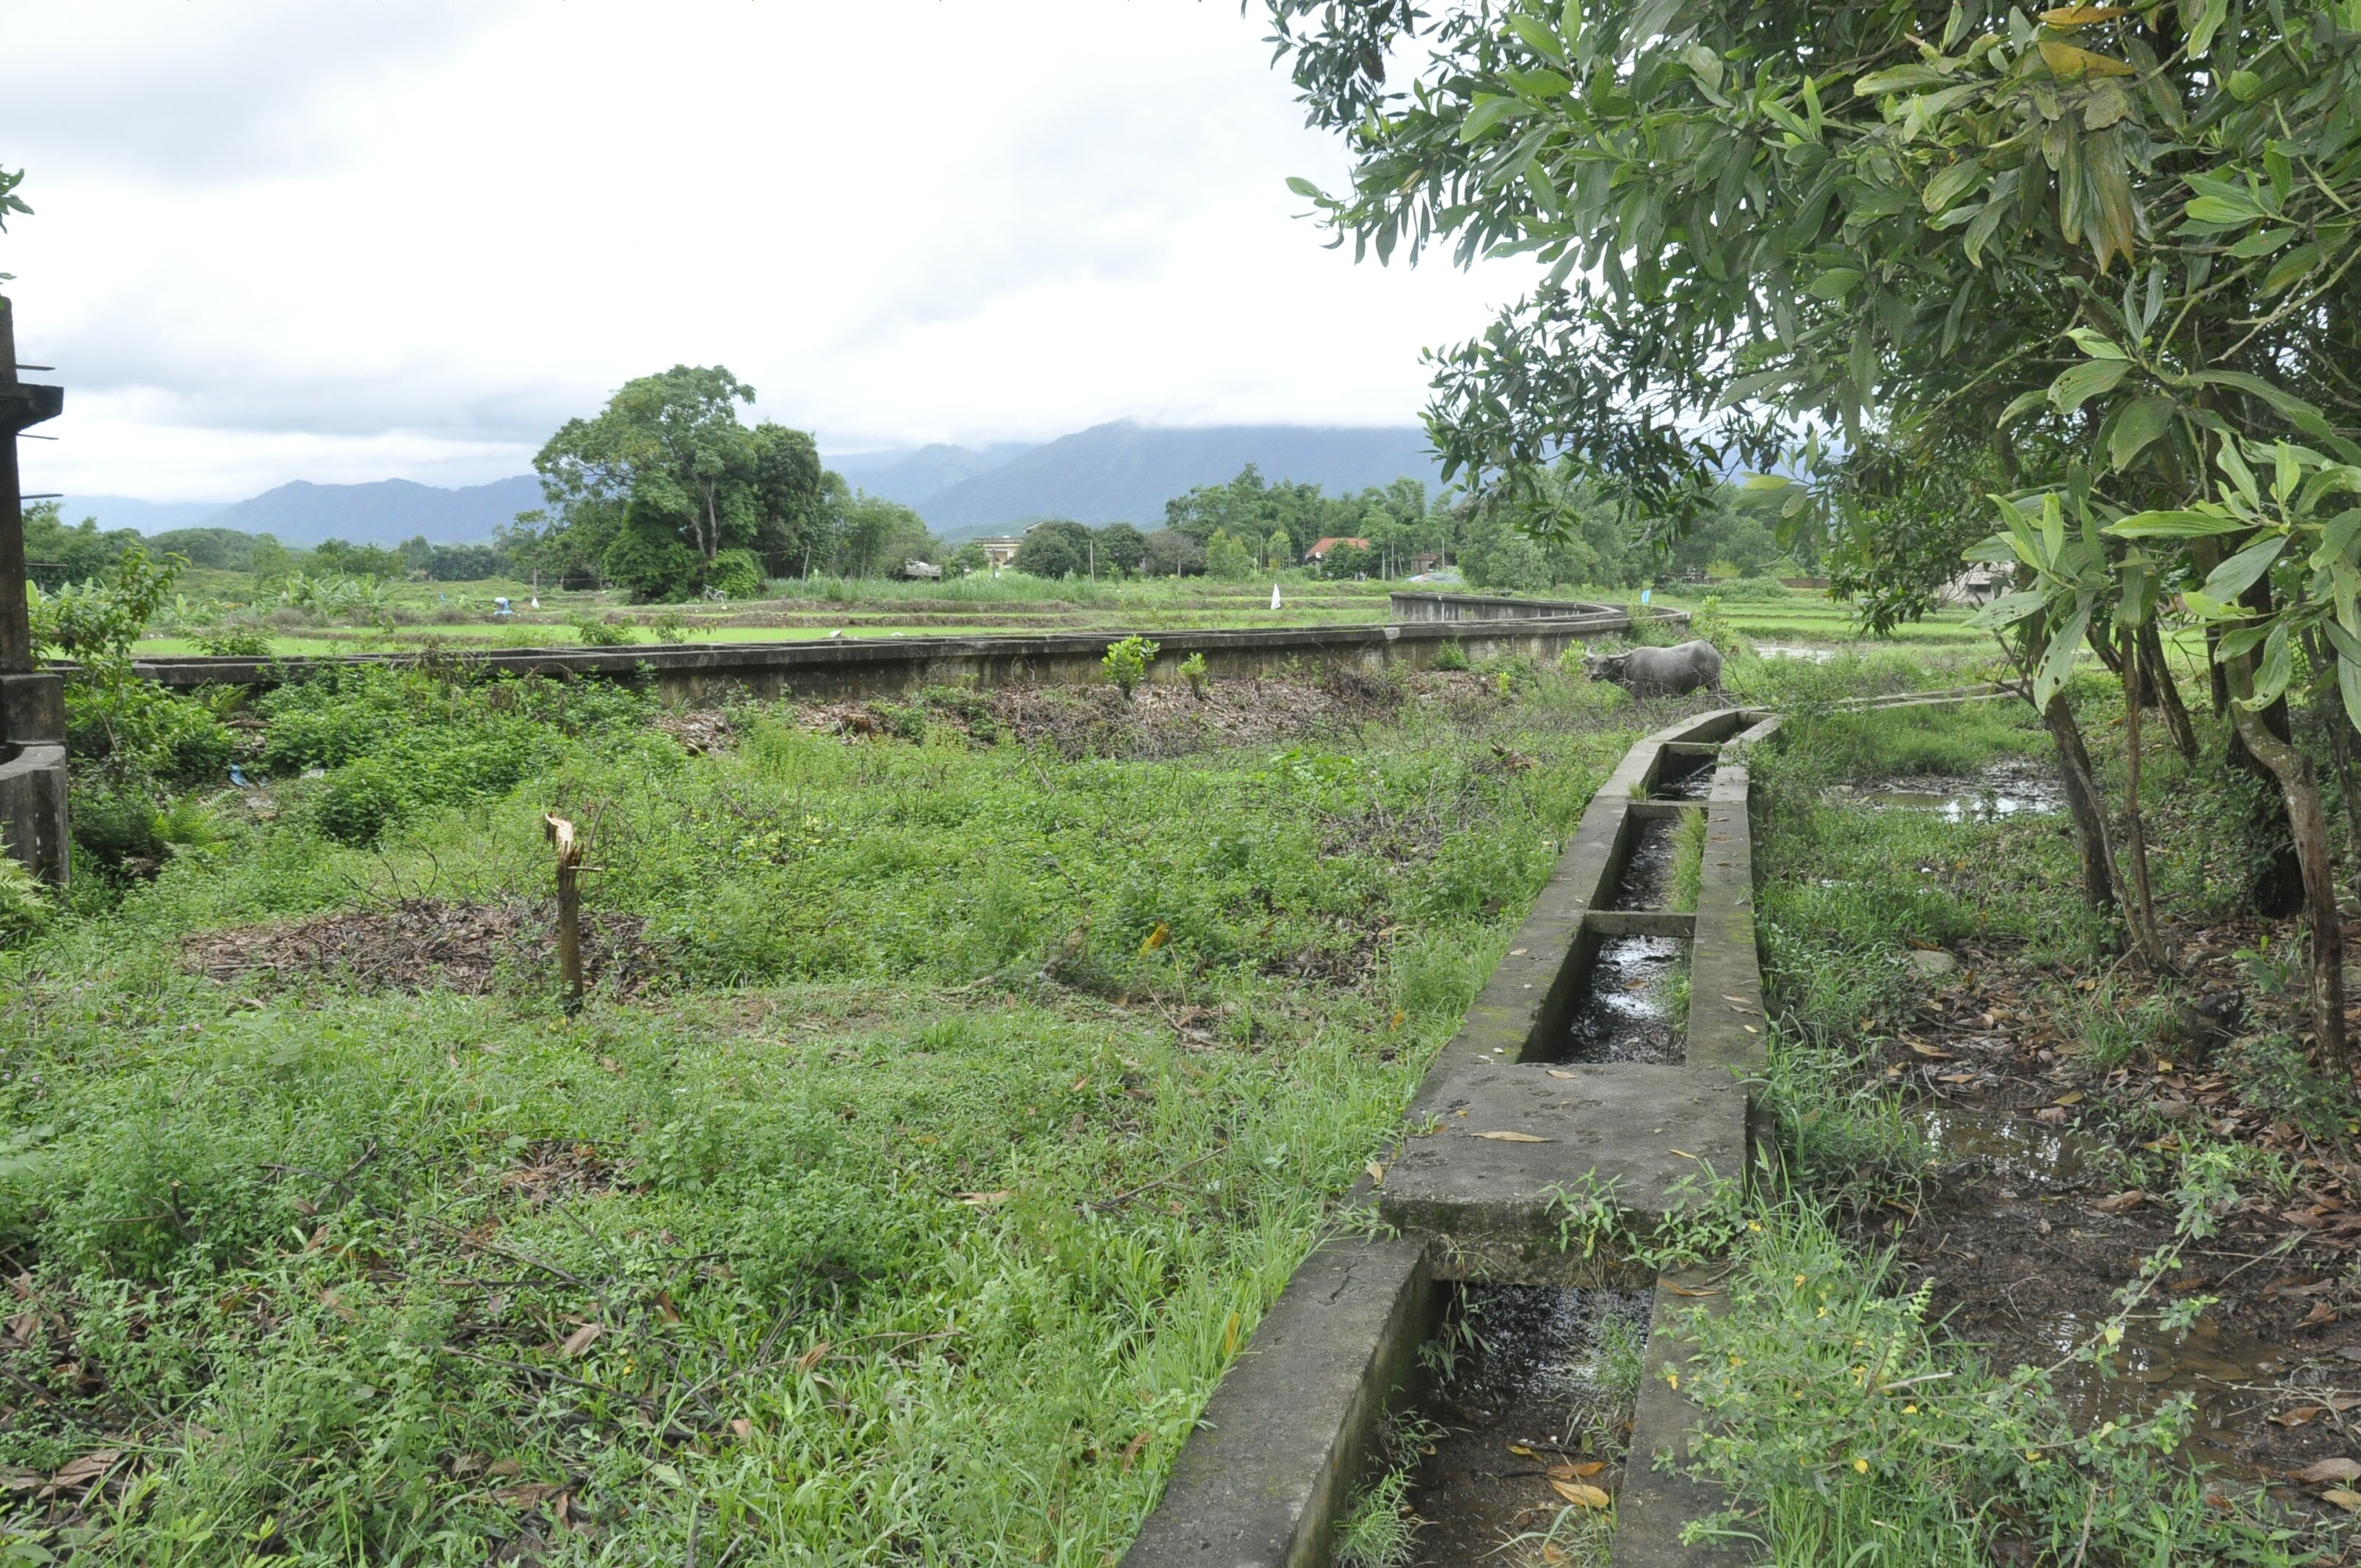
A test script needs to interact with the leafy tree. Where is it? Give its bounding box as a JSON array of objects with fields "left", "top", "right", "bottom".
[
  {"left": 1012, "top": 520, "right": 1093, "bottom": 580},
  {"left": 1096, "top": 522, "right": 1148, "bottom": 576},
  {"left": 22, "top": 501, "right": 137, "bottom": 590},
  {"left": 1267, "top": 0, "right": 2361, "bottom": 1050},
  {"left": 313, "top": 539, "right": 407, "bottom": 580},
  {"left": 532, "top": 366, "right": 830, "bottom": 600},
  {"left": 1141, "top": 529, "right": 1207, "bottom": 578},
  {"left": 1205, "top": 528, "right": 1255, "bottom": 579},
  {"left": 830, "top": 493, "right": 940, "bottom": 578}
]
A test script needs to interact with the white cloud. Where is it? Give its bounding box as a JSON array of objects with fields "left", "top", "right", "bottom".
[{"left": 6, "top": 0, "right": 1527, "bottom": 501}]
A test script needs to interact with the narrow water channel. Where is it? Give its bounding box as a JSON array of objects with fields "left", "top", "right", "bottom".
[{"left": 1400, "top": 1285, "right": 1652, "bottom": 1567}]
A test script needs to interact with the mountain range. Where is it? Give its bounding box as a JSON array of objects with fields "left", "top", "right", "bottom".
[{"left": 58, "top": 422, "right": 1441, "bottom": 547}]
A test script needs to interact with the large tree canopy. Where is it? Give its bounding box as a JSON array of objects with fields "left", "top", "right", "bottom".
[
  {"left": 526, "top": 366, "right": 829, "bottom": 600},
  {"left": 1269, "top": 0, "right": 2361, "bottom": 1045}
]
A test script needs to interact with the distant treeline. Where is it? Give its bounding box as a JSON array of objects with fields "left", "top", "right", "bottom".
[{"left": 23, "top": 502, "right": 517, "bottom": 591}]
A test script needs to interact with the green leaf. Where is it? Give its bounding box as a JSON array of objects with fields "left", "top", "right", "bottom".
[
  {"left": 2103, "top": 508, "right": 2246, "bottom": 537},
  {"left": 2191, "top": 371, "right": 2338, "bottom": 444},
  {"left": 1678, "top": 44, "right": 1724, "bottom": 96},
  {"left": 2227, "top": 69, "right": 2264, "bottom": 101},
  {"left": 1854, "top": 65, "right": 1957, "bottom": 95},
  {"left": 1970, "top": 589, "right": 2048, "bottom": 628},
  {"left": 2184, "top": 195, "right": 2260, "bottom": 225},
  {"left": 1459, "top": 95, "right": 1522, "bottom": 140},
  {"left": 1999, "top": 389, "right": 2050, "bottom": 427},
  {"left": 1807, "top": 268, "right": 1863, "bottom": 301},
  {"left": 2034, "top": 600, "right": 2092, "bottom": 708},
  {"left": 2216, "top": 438, "right": 2260, "bottom": 508},
  {"left": 2187, "top": 0, "right": 2226, "bottom": 56},
  {"left": 2245, "top": 622, "right": 2293, "bottom": 708},
  {"left": 2049, "top": 357, "right": 2129, "bottom": 412},
  {"left": 1741, "top": 473, "right": 1794, "bottom": 491},
  {"left": 1285, "top": 176, "right": 1325, "bottom": 200},
  {"left": 1505, "top": 67, "right": 1574, "bottom": 98},
  {"left": 1508, "top": 13, "right": 1567, "bottom": 62},
  {"left": 2262, "top": 244, "right": 2323, "bottom": 296},
  {"left": 2199, "top": 531, "right": 2286, "bottom": 600},
  {"left": 2216, "top": 621, "right": 2269, "bottom": 660},
  {"left": 2337, "top": 649, "right": 2361, "bottom": 736},
  {"left": 2227, "top": 225, "right": 2298, "bottom": 258},
  {"left": 1923, "top": 161, "right": 1984, "bottom": 214},
  {"left": 2108, "top": 396, "right": 2177, "bottom": 471},
  {"left": 1964, "top": 197, "right": 2009, "bottom": 264},
  {"left": 2066, "top": 327, "right": 2127, "bottom": 359}
]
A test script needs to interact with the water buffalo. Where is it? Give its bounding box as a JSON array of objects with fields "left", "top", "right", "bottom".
[{"left": 1583, "top": 639, "right": 1723, "bottom": 698}]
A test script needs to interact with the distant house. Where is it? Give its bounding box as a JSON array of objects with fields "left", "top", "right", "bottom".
[
  {"left": 1305, "top": 536, "right": 1373, "bottom": 562},
  {"left": 902, "top": 560, "right": 943, "bottom": 580},
  {"left": 1937, "top": 566, "right": 2006, "bottom": 606},
  {"left": 975, "top": 537, "right": 1023, "bottom": 570}
]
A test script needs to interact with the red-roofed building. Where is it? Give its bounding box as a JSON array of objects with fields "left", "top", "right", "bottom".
[{"left": 1305, "top": 537, "right": 1371, "bottom": 562}]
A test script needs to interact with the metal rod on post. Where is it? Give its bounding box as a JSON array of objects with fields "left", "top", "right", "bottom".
[
  {"left": 545, "top": 813, "right": 584, "bottom": 1010},
  {"left": 0, "top": 298, "right": 32, "bottom": 674}
]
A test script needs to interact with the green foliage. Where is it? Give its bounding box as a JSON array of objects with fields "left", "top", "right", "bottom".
[
  {"left": 311, "top": 538, "right": 406, "bottom": 580},
  {"left": 1103, "top": 634, "right": 1160, "bottom": 698},
  {"left": 532, "top": 365, "right": 833, "bottom": 598},
  {"left": 1012, "top": 520, "right": 1093, "bottom": 580},
  {"left": 1334, "top": 1467, "right": 1418, "bottom": 1568},
  {"left": 1180, "top": 651, "right": 1211, "bottom": 700},
  {"left": 256, "top": 665, "right": 657, "bottom": 845},
  {"left": 0, "top": 853, "right": 49, "bottom": 945},
  {"left": 1205, "top": 528, "right": 1255, "bottom": 580},
  {"left": 192, "top": 625, "right": 272, "bottom": 658},
  {"left": 21, "top": 501, "right": 137, "bottom": 591},
  {"left": 1678, "top": 1205, "right": 2294, "bottom": 1566},
  {"left": 571, "top": 609, "right": 639, "bottom": 647},
  {"left": 1430, "top": 638, "right": 1470, "bottom": 671},
  {"left": 0, "top": 661, "right": 1649, "bottom": 1561}
]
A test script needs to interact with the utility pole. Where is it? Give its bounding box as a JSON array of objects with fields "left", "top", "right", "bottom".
[{"left": 0, "top": 296, "right": 70, "bottom": 883}]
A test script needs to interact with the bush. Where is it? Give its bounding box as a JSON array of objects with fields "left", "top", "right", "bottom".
[
  {"left": 194, "top": 625, "right": 273, "bottom": 658},
  {"left": 0, "top": 853, "right": 50, "bottom": 944},
  {"left": 1430, "top": 639, "right": 1470, "bottom": 672},
  {"left": 573, "top": 611, "right": 639, "bottom": 647},
  {"left": 1180, "top": 651, "right": 1210, "bottom": 700},
  {"left": 707, "top": 548, "right": 764, "bottom": 600},
  {"left": 1103, "top": 635, "right": 1158, "bottom": 698}
]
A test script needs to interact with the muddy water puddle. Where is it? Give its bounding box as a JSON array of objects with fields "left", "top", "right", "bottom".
[
  {"left": 1565, "top": 935, "right": 1686, "bottom": 1063},
  {"left": 1915, "top": 1108, "right": 2302, "bottom": 1480},
  {"left": 1611, "top": 817, "right": 1676, "bottom": 910},
  {"left": 1403, "top": 1285, "right": 1651, "bottom": 1567},
  {"left": 1834, "top": 760, "right": 2064, "bottom": 822}
]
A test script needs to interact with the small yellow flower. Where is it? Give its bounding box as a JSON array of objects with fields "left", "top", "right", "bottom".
[
  {"left": 1854, "top": 1458, "right": 1869, "bottom": 1473},
  {"left": 1794, "top": 1273, "right": 1807, "bottom": 1287},
  {"left": 1667, "top": 1372, "right": 1680, "bottom": 1390},
  {"left": 1902, "top": 1404, "right": 1918, "bottom": 1415}
]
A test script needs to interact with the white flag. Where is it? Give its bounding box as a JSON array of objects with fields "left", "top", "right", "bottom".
[{"left": 1271, "top": 583, "right": 1283, "bottom": 611}]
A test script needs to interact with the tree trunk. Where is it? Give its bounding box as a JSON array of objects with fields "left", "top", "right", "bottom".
[
  {"left": 2140, "top": 621, "right": 2199, "bottom": 763},
  {"left": 2119, "top": 628, "right": 2172, "bottom": 970},
  {"left": 2045, "top": 691, "right": 2125, "bottom": 917},
  {"left": 2230, "top": 704, "right": 2349, "bottom": 1075}
]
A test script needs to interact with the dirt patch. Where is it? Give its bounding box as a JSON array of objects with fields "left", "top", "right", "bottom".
[
  {"left": 181, "top": 898, "right": 658, "bottom": 997},
  {"left": 1858, "top": 921, "right": 2361, "bottom": 1518},
  {"left": 652, "top": 707, "right": 733, "bottom": 755},
  {"left": 802, "top": 666, "right": 1417, "bottom": 760}
]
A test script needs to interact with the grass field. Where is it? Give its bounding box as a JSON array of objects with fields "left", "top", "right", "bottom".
[
  {"left": 129, "top": 572, "right": 1990, "bottom": 661},
  {"left": 4, "top": 656, "right": 1778, "bottom": 1564}
]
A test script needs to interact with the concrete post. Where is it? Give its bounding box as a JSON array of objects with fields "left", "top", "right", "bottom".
[{"left": 0, "top": 296, "right": 70, "bottom": 884}]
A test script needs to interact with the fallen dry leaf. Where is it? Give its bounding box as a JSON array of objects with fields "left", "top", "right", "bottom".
[
  {"left": 2271, "top": 1407, "right": 2326, "bottom": 1428},
  {"left": 2324, "top": 1488, "right": 2361, "bottom": 1512},
  {"left": 2301, "top": 1302, "right": 2340, "bottom": 1329},
  {"left": 2035, "top": 1107, "right": 2070, "bottom": 1126},
  {"left": 1365, "top": 1161, "right": 1385, "bottom": 1187},
  {"left": 1550, "top": 1478, "right": 1611, "bottom": 1509},
  {"left": 2053, "top": 1090, "right": 2085, "bottom": 1106},
  {"left": 559, "top": 1322, "right": 602, "bottom": 1358},
  {"left": 1473, "top": 1130, "right": 1551, "bottom": 1142},
  {"left": 2292, "top": 1457, "right": 2361, "bottom": 1485},
  {"left": 794, "top": 1340, "right": 833, "bottom": 1373},
  {"left": 47, "top": 1451, "right": 118, "bottom": 1492},
  {"left": 1909, "top": 1042, "right": 1956, "bottom": 1060},
  {"left": 957, "top": 1189, "right": 1014, "bottom": 1207},
  {"left": 1139, "top": 922, "right": 1171, "bottom": 954},
  {"left": 730, "top": 1418, "right": 755, "bottom": 1441},
  {"left": 2093, "top": 1190, "right": 2146, "bottom": 1213},
  {"left": 1546, "top": 1068, "right": 1578, "bottom": 1080},
  {"left": 1549, "top": 1460, "right": 1608, "bottom": 1479},
  {"left": 494, "top": 1482, "right": 568, "bottom": 1509}
]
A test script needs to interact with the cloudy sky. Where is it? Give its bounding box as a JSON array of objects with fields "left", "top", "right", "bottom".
[{"left": 4, "top": 1, "right": 1524, "bottom": 503}]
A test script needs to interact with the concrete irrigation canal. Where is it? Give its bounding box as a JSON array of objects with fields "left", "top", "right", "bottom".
[{"left": 1124, "top": 705, "right": 1779, "bottom": 1568}]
